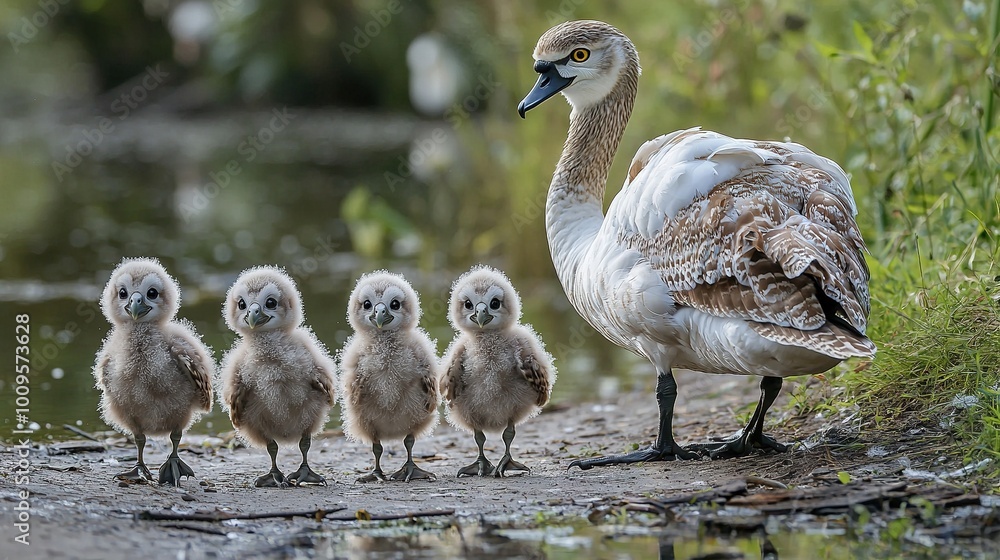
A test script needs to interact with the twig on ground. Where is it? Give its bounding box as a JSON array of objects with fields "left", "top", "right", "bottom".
[
  {"left": 62, "top": 424, "right": 102, "bottom": 442},
  {"left": 746, "top": 476, "right": 788, "bottom": 489},
  {"left": 137, "top": 507, "right": 347, "bottom": 522},
  {"left": 324, "top": 509, "right": 456, "bottom": 522}
]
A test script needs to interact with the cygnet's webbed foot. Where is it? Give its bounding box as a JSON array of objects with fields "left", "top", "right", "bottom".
[
  {"left": 568, "top": 443, "right": 699, "bottom": 470},
  {"left": 287, "top": 464, "right": 327, "bottom": 487},
  {"left": 254, "top": 468, "right": 288, "bottom": 488},
  {"left": 492, "top": 454, "right": 530, "bottom": 477},
  {"left": 687, "top": 429, "right": 788, "bottom": 460},
  {"left": 457, "top": 456, "right": 495, "bottom": 477},
  {"left": 158, "top": 456, "right": 195, "bottom": 486},
  {"left": 356, "top": 468, "right": 387, "bottom": 483},
  {"left": 390, "top": 461, "right": 435, "bottom": 482},
  {"left": 116, "top": 462, "right": 153, "bottom": 482}
]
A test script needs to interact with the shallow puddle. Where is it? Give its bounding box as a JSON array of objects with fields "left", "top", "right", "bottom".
[{"left": 218, "top": 518, "right": 996, "bottom": 559}]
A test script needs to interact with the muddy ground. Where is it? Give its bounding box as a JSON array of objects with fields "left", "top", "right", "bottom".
[{"left": 2, "top": 371, "right": 997, "bottom": 559}]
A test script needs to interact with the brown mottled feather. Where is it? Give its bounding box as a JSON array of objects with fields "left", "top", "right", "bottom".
[
  {"left": 421, "top": 372, "right": 439, "bottom": 414},
  {"left": 749, "top": 322, "right": 876, "bottom": 359},
  {"left": 312, "top": 367, "right": 335, "bottom": 407},
  {"left": 226, "top": 371, "right": 246, "bottom": 430},
  {"left": 626, "top": 161, "right": 870, "bottom": 341},
  {"left": 519, "top": 351, "right": 551, "bottom": 408},
  {"left": 441, "top": 347, "right": 465, "bottom": 402},
  {"left": 170, "top": 341, "right": 213, "bottom": 411},
  {"left": 95, "top": 354, "right": 109, "bottom": 389}
]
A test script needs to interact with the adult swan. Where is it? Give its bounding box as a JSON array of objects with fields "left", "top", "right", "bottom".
[{"left": 517, "top": 20, "right": 874, "bottom": 467}]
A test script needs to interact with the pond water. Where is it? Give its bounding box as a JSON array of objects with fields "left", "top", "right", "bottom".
[
  {"left": 0, "top": 109, "right": 648, "bottom": 443},
  {"left": 218, "top": 518, "right": 997, "bottom": 559}
]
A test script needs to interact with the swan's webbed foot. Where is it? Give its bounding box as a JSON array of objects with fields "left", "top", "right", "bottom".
[
  {"left": 158, "top": 456, "right": 195, "bottom": 486},
  {"left": 287, "top": 463, "right": 327, "bottom": 486},
  {"left": 390, "top": 461, "right": 435, "bottom": 482},
  {"left": 356, "top": 468, "right": 387, "bottom": 483},
  {"left": 116, "top": 462, "right": 153, "bottom": 482},
  {"left": 568, "top": 443, "right": 698, "bottom": 470},
  {"left": 254, "top": 468, "right": 288, "bottom": 488},
  {"left": 492, "top": 453, "right": 530, "bottom": 477},
  {"left": 457, "top": 455, "right": 495, "bottom": 477},
  {"left": 688, "top": 428, "right": 788, "bottom": 460}
]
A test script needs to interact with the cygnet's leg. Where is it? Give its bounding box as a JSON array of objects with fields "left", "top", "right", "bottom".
[
  {"left": 255, "top": 439, "right": 288, "bottom": 488},
  {"left": 389, "top": 434, "right": 435, "bottom": 482},
  {"left": 158, "top": 430, "right": 196, "bottom": 486},
  {"left": 457, "top": 430, "right": 494, "bottom": 477},
  {"left": 287, "top": 434, "right": 327, "bottom": 486},
  {"left": 492, "top": 421, "right": 530, "bottom": 477},
  {"left": 356, "top": 440, "right": 387, "bottom": 483},
  {"left": 117, "top": 432, "right": 153, "bottom": 482}
]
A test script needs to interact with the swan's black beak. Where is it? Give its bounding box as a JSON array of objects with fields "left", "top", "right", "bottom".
[{"left": 518, "top": 60, "right": 574, "bottom": 118}]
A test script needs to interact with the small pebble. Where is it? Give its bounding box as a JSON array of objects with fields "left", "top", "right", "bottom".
[{"left": 181, "top": 494, "right": 196, "bottom": 502}]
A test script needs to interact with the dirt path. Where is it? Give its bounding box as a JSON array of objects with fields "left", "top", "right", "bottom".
[{"left": 1, "top": 371, "right": 993, "bottom": 559}]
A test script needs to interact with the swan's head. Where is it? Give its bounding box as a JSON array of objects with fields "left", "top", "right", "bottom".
[
  {"left": 518, "top": 20, "right": 637, "bottom": 117},
  {"left": 449, "top": 265, "right": 521, "bottom": 333},
  {"left": 347, "top": 270, "right": 422, "bottom": 333},
  {"left": 102, "top": 257, "right": 181, "bottom": 326},
  {"left": 224, "top": 266, "right": 303, "bottom": 334}
]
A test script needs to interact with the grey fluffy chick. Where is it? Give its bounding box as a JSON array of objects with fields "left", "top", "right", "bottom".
[
  {"left": 340, "top": 271, "right": 440, "bottom": 483},
  {"left": 93, "top": 257, "right": 214, "bottom": 486},
  {"left": 220, "top": 266, "right": 336, "bottom": 488},
  {"left": 441, "top": 266, "right": 556, "bottom": 477}
]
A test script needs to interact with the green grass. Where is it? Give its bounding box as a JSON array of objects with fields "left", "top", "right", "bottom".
[{"left": 809, "top": 0, "right": 1000, "bottom": 466}]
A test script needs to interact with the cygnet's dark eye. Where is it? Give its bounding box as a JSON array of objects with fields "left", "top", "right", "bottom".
[
  {"left": 362, "top": 300, "right": 372, "bottom": 310},
  {"left": 490, "top": 297, "right": 501, "bottom": 310},
  {"left": 146, "top": 288, "right": 159, "bottom": 300},
  {"left": 118, "top": 288, "right": 128, "bottom": 299},
  {"left": 265, "top": 297, "right": 278, "bottom": 310},
  {"left": 390, "top": 299, "right": 401, "bottom": 311},
  {"left": 237, "top": 298, "right": 247, "bottom": 311},
  {"left": 464, "top": 299, "right": 473, "bottom": 310}
]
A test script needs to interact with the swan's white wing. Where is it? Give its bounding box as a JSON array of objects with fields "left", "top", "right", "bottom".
[{"left": 606, "top": 129, "right": 872, "bottom": 358}]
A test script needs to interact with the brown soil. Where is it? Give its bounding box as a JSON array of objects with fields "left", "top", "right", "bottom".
[{"left": 0, "top": 371, "right": 987, "bottom": 559}]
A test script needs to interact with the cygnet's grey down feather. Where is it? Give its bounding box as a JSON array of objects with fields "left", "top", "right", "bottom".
[
  {"left": 220, "top": 265, "right": 336, "bottom": 488},
  {"left": 339, "top": 270, "right": 440, "bottom": 483},
  {"left": 441, "top": 265, "right": 555, "bottom": 477},
  {"left": 93, "top": 257, "right": 214, "bottom": 486}
]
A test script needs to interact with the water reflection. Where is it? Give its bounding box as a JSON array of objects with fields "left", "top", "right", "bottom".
[{"left": 234, "top": 521, "right": 991, "bottom": 560}]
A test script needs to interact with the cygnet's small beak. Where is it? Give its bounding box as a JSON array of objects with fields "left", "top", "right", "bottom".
[
  {"left": 245, "top": 302, "right": 272, "bottom": 330},
  {"left": 473, "top": 302, "right": 493, "bottom": 328},
  {"left": 126, "top": 292, "right": 151, "bottom": 320},
  {"left": 371, "top": 302, "right": 394, "bottom": 329}
]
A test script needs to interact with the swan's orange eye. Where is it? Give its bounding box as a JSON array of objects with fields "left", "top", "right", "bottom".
[{"left": 571, "top": 48, "right": 590, "bottom": 62}]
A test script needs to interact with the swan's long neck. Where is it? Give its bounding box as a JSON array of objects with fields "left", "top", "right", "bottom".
[{"left": 545, "top": 50, "right": 639, "bottom": 295}]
